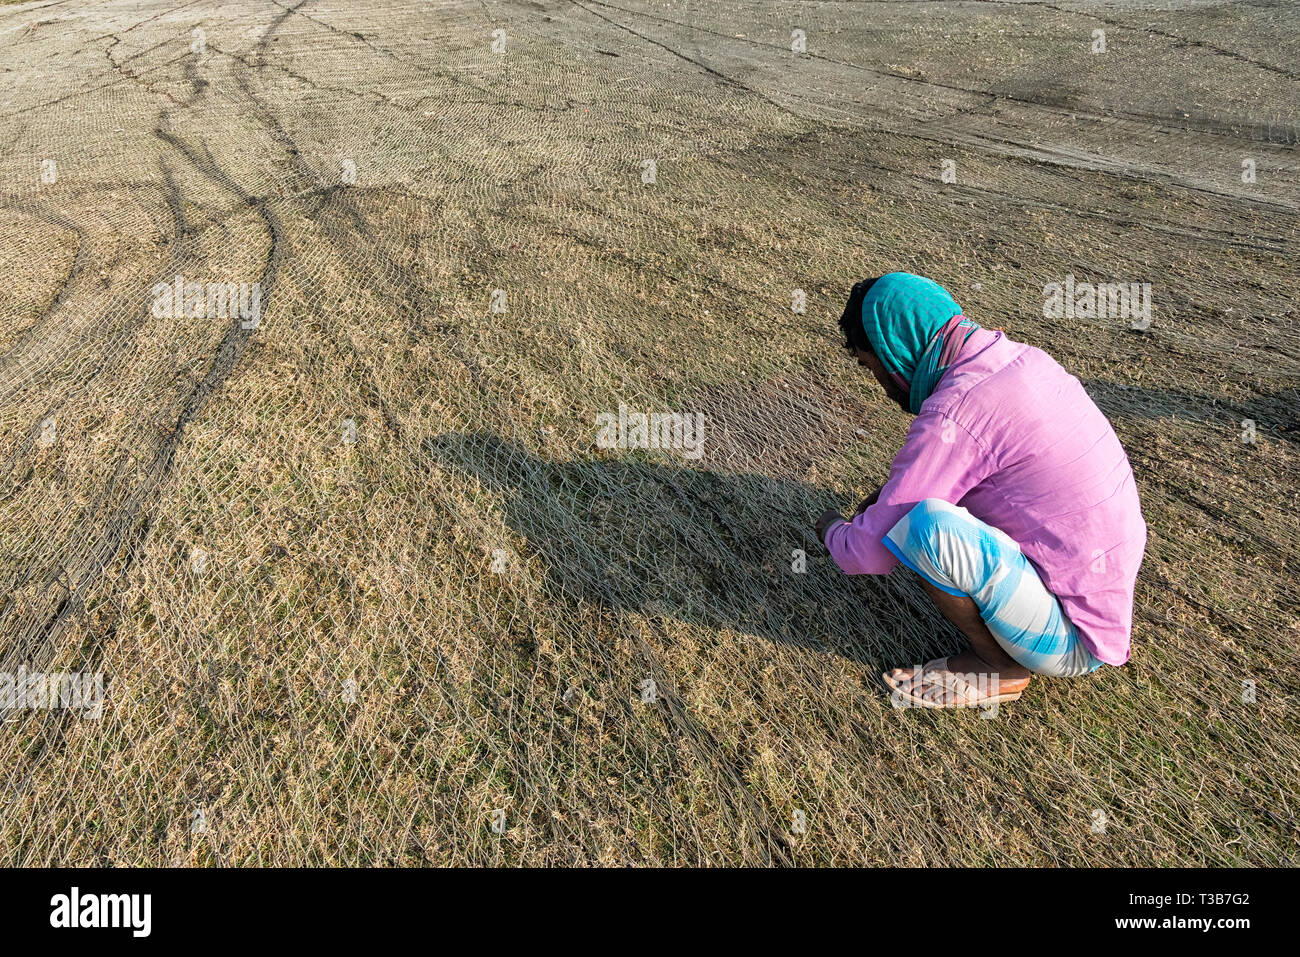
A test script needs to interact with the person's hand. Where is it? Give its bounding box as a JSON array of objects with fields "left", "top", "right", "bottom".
[
  {"left": 815, "top": 509, "right": 846, "bottom": 543},
  {"left": 853, "top": 487, "right": 882, "bottom": 517}
]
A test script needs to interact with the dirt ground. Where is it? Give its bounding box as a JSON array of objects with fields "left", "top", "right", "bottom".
[{"left": 0, "top": 0, "right": 1296, "bottom": 865}]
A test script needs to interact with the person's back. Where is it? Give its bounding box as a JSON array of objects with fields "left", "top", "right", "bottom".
[{"left": 925, "top": 332, "right": 1147, "bottom": 665}]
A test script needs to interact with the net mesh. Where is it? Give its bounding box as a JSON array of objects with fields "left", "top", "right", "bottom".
[{"left": 0, "top": 0, "right": 1296, "bottom": 865}]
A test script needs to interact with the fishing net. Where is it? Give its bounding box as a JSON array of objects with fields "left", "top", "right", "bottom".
[{"left": 0, "top": 0, "right": 1296, "bottom": 864}]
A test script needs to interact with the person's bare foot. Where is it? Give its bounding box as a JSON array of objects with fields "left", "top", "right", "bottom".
[{"left": 884, "top": 651, "right": 1031, "bottom": 707}]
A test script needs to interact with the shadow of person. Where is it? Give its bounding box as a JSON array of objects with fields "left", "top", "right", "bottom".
[{"left": 423, "top": 432, "right": 945, "bottom": 669}]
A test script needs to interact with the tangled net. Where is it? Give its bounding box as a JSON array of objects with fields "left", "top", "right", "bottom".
[{"left": 0, "top": 0, "right": 1296, "bottom": 865}]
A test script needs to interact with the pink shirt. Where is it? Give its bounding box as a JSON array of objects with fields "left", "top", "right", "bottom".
[{"left": 824, "top": 330, "right": 1146, "bottom": 665}]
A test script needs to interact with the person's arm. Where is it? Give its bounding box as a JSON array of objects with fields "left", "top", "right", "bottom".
[{"left": 822, "top": 412, "right": 993, "bottom": 575}]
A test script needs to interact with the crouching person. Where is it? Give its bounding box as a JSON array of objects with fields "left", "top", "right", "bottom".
[{"left": 815, "top": 272, "right": 1147, "bottom": 709}]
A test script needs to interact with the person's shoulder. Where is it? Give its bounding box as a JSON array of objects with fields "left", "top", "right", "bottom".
[
  {"left": 924, "top": 333, "right": 1025, "bottom": 412},
  {"left": 923, "top": 334, "right": 1057, "bottom": 436},
  {"left": 971, "top": 335, "right": 1069, "bottom": 392}
]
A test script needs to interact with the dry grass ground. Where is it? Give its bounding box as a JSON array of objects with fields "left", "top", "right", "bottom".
[{"left": 0, "top": 0, "right": 1296, "bottom": 865}]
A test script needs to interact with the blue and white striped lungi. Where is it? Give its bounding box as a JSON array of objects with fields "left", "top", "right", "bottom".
[{"left": 883, "top": 498, "right": 1103, "bottom": 678}]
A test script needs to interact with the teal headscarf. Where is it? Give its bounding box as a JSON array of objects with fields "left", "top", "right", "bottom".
[{"left": 860, "top": 272, "right": 979, "bottom": 414}]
